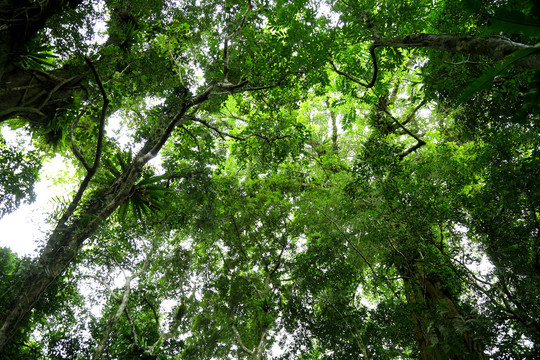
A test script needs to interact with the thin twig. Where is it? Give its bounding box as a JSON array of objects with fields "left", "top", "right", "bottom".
[
  {"left": 70, "top": 105, "right": 90, "bottom": 170},
  {"left": 187, "top": 115, "right": 290, "bottom": 143}
]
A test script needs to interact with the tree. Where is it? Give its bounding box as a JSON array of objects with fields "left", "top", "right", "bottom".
[
  {"left": 0, "top": 0, "right": 319, "bottom": 350},
  {"left": 1, "top": 0, "right": 540, "bottom": 358}
]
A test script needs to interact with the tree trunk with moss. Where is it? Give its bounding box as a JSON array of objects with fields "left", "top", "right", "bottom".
[{"left": 400, "top": 257, "right": 486, "bottom": 360}]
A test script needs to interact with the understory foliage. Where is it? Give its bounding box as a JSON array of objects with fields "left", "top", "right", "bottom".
[{"left": 0, "top": 0, "right": 539, "bottom": 359}]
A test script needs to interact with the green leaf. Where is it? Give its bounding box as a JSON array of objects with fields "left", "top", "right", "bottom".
[
  {"left": 458, "top": 46, "right": 540, "bottom": 104},
  {"left": 490, "top": 10, "right": 540, "bottom": 38}
]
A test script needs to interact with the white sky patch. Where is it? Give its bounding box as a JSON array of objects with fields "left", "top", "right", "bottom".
[
  {"left": 107, "top": 112, "right": 135, "bottom": 150},
  {"left": 317, "top": 2, "right": 340, "bottom": 27},
  {"left": 0, "top": 154, "right": 78, "bottom": 257},
  {"left": 1, "top": 126, "right": 78, "bottom": 256},
  {"left": 419, "top": 108, "right": 431, "bottom": 118}
]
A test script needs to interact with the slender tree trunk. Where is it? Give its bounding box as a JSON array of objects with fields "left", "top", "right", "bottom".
[{"left": 93, "top": 279, "right": 133, "bottom": 360}]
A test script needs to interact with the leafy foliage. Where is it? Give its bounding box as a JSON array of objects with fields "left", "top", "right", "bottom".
[
  {"left": 0, "top": 138, "right": 42, "bottom": 218},
  {"left": 1, "top": 0, "right": 540, "bottom": 359}
]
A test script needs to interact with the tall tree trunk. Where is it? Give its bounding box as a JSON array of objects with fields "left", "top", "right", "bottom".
[
  {"left": 0, "top": 103, "right": 190, "bottom": 352},
  {"left": 400, "top": 259, "right": 486, "bottom": 360}
]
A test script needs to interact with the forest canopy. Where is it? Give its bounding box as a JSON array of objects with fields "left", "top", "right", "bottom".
[{"left": 0, "top": 0, "right": 539, "bottom": 359}]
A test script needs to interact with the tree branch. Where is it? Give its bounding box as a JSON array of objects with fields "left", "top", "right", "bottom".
[
  {"left": 70, "top": 106, "right": 90, "bottom": 171},
  {"left": 267, "top": 236, "right": 288, "bottom": 280},
  {"left": 399, "top": 141, "right": 426, "bottom": 160},
  {"left": 402, "top": 100, "right": 427, "bottom": 127},
  {"left": 93, "top": 274, "right": 134, "bottom": 360},
  {"left": 329, "top": 44, "right": 378, "bottom": 88},
  {"left": 231, "top": 324, "right": 253, "bottom": 356},
  {"left": 223, "top": 0, "right": 253, "bottom": 82},
  {"left": 374, "top": 103, "right": 427, "bottom": 159},
  {"left": 209, "top": 71, "right": 292, "bottom": 98},
  {"left": 187, "top": 115, "right": 290, "bottom": 143},
  {"left": 92, "top": 243, "right": 154, "bottom": 359},
  {"left": 375, "top": 33, "right": 540, "bottom": 69},
  {"left": 254, "top": 326, "right": 268, "bottom": 360}
]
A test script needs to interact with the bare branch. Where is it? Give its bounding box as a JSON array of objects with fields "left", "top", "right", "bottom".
[{"left": 223, "top": 39, "right": 231, "bottom": 82}]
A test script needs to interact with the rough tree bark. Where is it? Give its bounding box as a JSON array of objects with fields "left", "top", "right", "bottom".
[
  {"left": 0, "top": 65, "right": 85, "bottom": 125},
  {"left": 0, "top": 1, "right": 87, "bottom": 129},
  {"left": 401, "top": 259, "right": 487, "bottom": 360}
]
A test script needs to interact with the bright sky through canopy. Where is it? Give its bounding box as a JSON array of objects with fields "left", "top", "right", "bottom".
[{"left": 0, "top": 125, "right": 77, "bottom": 255}]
